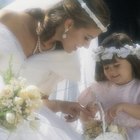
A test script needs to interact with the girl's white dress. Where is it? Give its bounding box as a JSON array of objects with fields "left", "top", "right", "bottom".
[
  {"left": 79, "top": 80, "right": 140, "bottom": 140},
  {"left": 0, "top": 21, "right": 82, "bottom": 140}
]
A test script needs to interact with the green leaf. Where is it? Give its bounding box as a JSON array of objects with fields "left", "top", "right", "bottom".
[{"left": 2, "top": 55, "right": 14, "bottom": 84}]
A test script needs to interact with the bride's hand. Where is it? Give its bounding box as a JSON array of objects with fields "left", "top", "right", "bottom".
[
  {"left": 43, "top": 99, "right": 90, "bottom": 122},
  {"left": 57, "top": 100, "right": 90, "bottom": 122}
]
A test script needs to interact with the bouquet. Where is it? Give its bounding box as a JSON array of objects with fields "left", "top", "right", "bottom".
[{"left": 0, "top": 60, "right": 42, "bottom": 131}]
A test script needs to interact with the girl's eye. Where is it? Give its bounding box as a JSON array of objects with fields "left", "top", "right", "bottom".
[{"left": 104, "top": 66, "right": 109, "bottom": 70}]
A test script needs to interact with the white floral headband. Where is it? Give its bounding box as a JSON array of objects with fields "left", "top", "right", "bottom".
[
  {"left": 93, "top": 44, "right": 140, "bottom": 62},
  {"left": 77, "top": 0, "right": 107, "bottom": 32}
]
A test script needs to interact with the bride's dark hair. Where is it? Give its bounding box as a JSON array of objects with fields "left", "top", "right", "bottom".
[{"left": 26, "top": 0, "right": 110, "bottom": 49}]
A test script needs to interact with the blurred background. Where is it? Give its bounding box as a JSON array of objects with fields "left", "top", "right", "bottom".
[{"left": 0, "top": 0, "right": 14, "bottom": 8}]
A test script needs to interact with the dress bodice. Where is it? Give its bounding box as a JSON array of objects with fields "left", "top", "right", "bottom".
[{"left": 0, "top": 22, "right": 80, "bottom": 95}]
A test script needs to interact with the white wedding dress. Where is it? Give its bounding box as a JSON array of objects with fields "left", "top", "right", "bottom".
[
  {"left": 0, "top": 107, "right": 82, "bottom": 140},
  {"left": 0, "top": 1, "right": 82, "bottom": 139},
  {"left": 0, "top": 23, "right": 82, "bottom": 140}
]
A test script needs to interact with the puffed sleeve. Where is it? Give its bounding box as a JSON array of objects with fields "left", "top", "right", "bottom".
[
  {"left": 114, "top": 82, "right": 140, "bottom": 128},
  {"left": 0, "top": 23, "right": 26, "bottom": 74},
  {"left": 78, "top": 86, "right": 94, "bottom": 107},
  {"left": 78, "top": 82, "right": 101, "bottom": 107}
]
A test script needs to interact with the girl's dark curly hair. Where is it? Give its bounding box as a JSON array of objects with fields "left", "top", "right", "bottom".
[{"left": 95, "top": 33, "right": 140, "bottom": 81}]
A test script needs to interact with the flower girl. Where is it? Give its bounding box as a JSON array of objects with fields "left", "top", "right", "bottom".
[{"left": 78, "top": 33, "right": 140, "bottom": 140}]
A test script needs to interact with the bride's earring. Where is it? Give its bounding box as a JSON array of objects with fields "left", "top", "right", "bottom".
[{"left": 62, "top": 28, "right": 69, "bottom": 39}]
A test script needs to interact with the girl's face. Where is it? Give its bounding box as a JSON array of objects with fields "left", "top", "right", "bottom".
[
  {"left": 103, "top": 58, "right": 133, "bottom": 85},
  {"left": 62, "top": 26, "right": 101, "bottom": 53}
]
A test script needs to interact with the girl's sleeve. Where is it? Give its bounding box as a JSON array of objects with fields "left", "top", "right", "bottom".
[
  {"left": 114, "top": 112, "right": 140, "bottom": 128},
  {"left": 78, "top": 83, "right": 99, "bottom": 107},
  {"left": 78, "top": 82, "right": 105, "bottom": 107},
  {"left": 114, "top": 85, "right": 140, "bottom": 128}
]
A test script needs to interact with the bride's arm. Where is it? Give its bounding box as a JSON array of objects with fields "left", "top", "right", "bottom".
[
  {"left": 42, "top": 96, "right": 59, "bottom": 112},
  {"left": 43, "top": 96, "right": 89, "bottom": 122}
]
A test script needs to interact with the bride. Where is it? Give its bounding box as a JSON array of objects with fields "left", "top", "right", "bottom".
[
  {"left": 0, "top": 0, "right": 110, "bottom": 139},
  {"left": 0, "top": 1, "right": 82, "bottom": 140}
]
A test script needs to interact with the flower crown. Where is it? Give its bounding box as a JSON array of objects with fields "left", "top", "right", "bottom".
[
  {"left": 93, "top": 44, "right": 140, "bottom": 62},
  {"left": 77, "top": 0, "right": 107, "bottom": 32}
]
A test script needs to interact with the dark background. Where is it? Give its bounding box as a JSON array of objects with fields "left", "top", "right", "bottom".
[{"left": 99, "top": 0, "right": 140, "bottom": 44}]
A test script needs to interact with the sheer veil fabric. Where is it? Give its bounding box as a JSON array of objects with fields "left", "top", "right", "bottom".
[{"left": 4, "top": 0, "right": 62, "bottom": 11}]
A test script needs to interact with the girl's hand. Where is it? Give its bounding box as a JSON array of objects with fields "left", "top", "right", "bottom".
[
  {"left": 80, "top": 102, "right": 100, "bottom": 122},
  {"left": 107, "top": 103, "right": 124, "bottom": 122},
  {"left": 86, "top": 102, "right": 100, "bottom": 118}
]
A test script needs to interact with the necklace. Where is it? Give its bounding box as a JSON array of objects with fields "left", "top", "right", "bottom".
[
  {"left": 32, "top": 21, "right": 43, "bottom": 55},
  {"left": 32, "top": 35, "right": 43, "bottom": 55}
]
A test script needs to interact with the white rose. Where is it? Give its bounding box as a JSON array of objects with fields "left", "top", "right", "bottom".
[
  {"left": 25, "top": 85, "right": 41, "bottom": 99},
  {"left": 19, "top": 85, "right": 41, "bottom": 100},
  {"left": 108, "top": 124, "right": 119, "bottom": 133},
  {"left": 14, "top": 97, "right": 24, "bottom": 105},
  {"left": 3, "top": 85, "right": 14, "bottom": 98},
  {"left": 6, "top": 112, "right": 16, "bottom": 124}
]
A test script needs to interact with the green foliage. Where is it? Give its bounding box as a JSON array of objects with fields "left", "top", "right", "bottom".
[{"left": 2, "top": 56, "right": 14, "bottom": 84}]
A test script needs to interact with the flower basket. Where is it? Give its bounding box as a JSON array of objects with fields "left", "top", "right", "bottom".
[{"left": 83, "top": 101, "right": 126, "bottom": 140}]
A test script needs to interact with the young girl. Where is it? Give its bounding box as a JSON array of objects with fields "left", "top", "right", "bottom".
[{"left": 78, "top": 33, "right": 140, "bottom": 140}]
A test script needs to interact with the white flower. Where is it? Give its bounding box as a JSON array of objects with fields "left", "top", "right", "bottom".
[
  {"left": 13, "top": 105, "right": 22, "bottom": 114},
  {"left": 2, "top": 85, "right": 14, "bottom": 98},
  {"left": 108, "top": 124, "right": 119, "bottom": 133},
  {"left": 117, "top": 48, "right": 131, "bottom": 58},
  {"left": 0, "top": 72, "right": 42, "bottom": 130},
  {"left": 6, "top": 112, "right": 16, "bottom": 124},
  {"left": 25, "top": 85, "right": 41, "bottom": 99},
  {"left": 92, "top": 44, "right": 140, "bottom": 62},
  {"left": 14, "top": 97, "right": 24, "bottom": 105},
  {"left": 25, "top": 98, "right": 33, "bottom": 107},
  {"left": 18, "top": 85, "right": 41, "bottom": 100},
  {"left": 92, "top": 46, "right": 105, "bottom": 61},
  {"left": 2, "top": 99, "right": 13, "bottom": 108},
  {"left": 134, "top": 44, "right": 140, "bottom": 59},
  {"left": 101, "top": 52, "right": 113, "bottom": 60}
]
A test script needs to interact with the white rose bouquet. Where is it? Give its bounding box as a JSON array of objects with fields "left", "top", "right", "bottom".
[{"left": 0, "top": 60, "right": 42, "bottom": 131}]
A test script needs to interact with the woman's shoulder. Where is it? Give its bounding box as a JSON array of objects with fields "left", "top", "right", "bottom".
[
  {"left": 0, "top": 10, "right": 19, "bottom": 22},
  {"left": 0, "top": 10, "right": 22, "bottom": 32}
]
